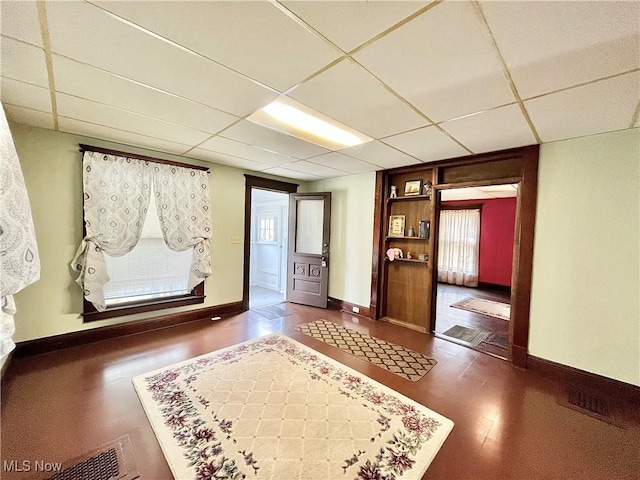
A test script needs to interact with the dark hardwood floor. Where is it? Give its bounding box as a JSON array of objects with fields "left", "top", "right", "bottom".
[
  {"left": 436, "top": 283, "right": 511, "bottom": 358},
  {"left": 2, "top": 303, "right": 638, "bottom": 479}
]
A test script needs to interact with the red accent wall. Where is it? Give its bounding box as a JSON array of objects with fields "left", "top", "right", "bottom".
[{"left": 442, "top": 197, "right": 517, "bottom": 287}]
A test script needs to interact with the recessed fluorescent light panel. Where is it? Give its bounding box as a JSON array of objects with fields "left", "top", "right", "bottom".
[{"left": 247, "top": 97, "right": 372, "bottom": 150}]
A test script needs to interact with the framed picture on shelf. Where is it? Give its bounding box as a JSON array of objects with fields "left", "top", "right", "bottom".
[
  {"left": 388, "top": 215, "right": 406, "bottom": 237},
  {"left": 404, "top": 179, "right": 422, "bottom": 196}
]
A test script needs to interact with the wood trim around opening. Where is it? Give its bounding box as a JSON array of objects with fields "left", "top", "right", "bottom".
[
  {"left": 370, "top": 145, "right": 539, "bottom": 369},
  {"left": 78, "top": 144, "right": 210, "bottom": 172},
  {"left": 83, "top": 283, "right": 205, "bottom": 322},
  {"left": 242, "top": 175, "right": 299, "bottom": 311}
]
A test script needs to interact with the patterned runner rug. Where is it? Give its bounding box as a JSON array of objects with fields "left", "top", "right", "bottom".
[
  {"left": 450, "top": 296, "right": 511, "bottom": 321},
  {"left": 296, "top": 320, "right": 437, "bottom": 382},
  {"left": 133, "top": 334, "right": 453, "bottom": 480}
]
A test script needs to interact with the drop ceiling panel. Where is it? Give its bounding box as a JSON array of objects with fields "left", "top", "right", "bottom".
[
  {"left": 383, "top": 126, "right": 470, "bottom": 163},
  {"left": 58, "top": 117, "right": 192, "bottom": 155},
  {"left": 290, "top": 59, "right": 426, "bottom": 138},
  {"left": 0, "top": 1, "right": 43, "bottom": 47},
  {"left": 281, "top": 1, "right": 430, "bottom": 53},
  {"left": 481, "top": 1, "right": 640, "bottom": 99},
  {"left": 56, "top": 93, "right": 211, "bottom": 146},
  {"left": 189, "top": 148, "right": 272, "bottom": 172},
  {"left": 93, "top": 1, "right": 341, "bottom": 92},
  {"left": 45, "top": 1, "right": 277, "bottom": 116},
  {"left": 282, "top": 160, "right": 348, "bottom": 178},
  {"left": 1, "top": 37, "right": 49, "bottom": 87},
  {"left": 307, "top": 152, "right": 378, "bottom": 174},
  {"left": 440, "top": 104, "right": 536, "bottom": 154},
  {"left": 220, "top": 120, "right": 329, "bottom": 159},
  {"left": 340, "top": 140, "right": 419, "bottom": 169},
  {"left": 261, "top": 166, "right": 322, "bottom": 181},
  {"left": 1, "top": 78, "right": 52, "bottom": 113},
  {"left": 3, "top": 104, "right": 54, "bottom": 130},
  {"left": 52, "top": 55, "right": 237, "bottom": 134},
  {"left": 354, "top": 1, "right": 514, "bottom": 122},
  {"left": 198, "top": 136, "right": 294, "bottom": 167},
  {"left": 525, "top": 72, "right": 640, "bottom": 143}
]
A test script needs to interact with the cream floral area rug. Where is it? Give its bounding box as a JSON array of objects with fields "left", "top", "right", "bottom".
[
  {"left": 450, "top": 296, "right": 511, "bottom": 321},
  {"left": 133, "top": 334, "right": 454, "bottom": 480}
]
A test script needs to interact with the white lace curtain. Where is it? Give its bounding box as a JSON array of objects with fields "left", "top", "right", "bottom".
[
  {"left": 437, "top": 209, "right": 480, "bottom": 287},
  {"left": 72, "top": 151, "right": 211, "bottom": 311},
  {"left": 1, "top": 105, "right": 41, "bottom": 357},
  {"left": 153, "top": 163, "right": 212, "bottom": 289}
]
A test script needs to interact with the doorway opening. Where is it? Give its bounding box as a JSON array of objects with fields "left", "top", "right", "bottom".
[
  {"left": 433, "top": 183, "right": 518, "bottom": 360},
  {"left": 249, "top": 189, "right": 289, "bottom": 308},
  {"left": 242, "top": 175, "right": 299, "bottom": 311}
]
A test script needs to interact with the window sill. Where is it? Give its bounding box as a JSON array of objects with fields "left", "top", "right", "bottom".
[{"left": 83, "top": 291, "right": 205, "bottom": 322}]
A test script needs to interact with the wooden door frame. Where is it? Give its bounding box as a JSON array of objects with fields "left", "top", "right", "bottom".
[
  {"left": 242, "top": 175, "right": 298, "bottom": 311},
  {"left": 370, "top": 145, "right": 539, "bottom": 368}
]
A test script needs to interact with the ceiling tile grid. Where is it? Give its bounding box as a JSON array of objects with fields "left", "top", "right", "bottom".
[
  {"left": 93, "top": 0, "right": 342, "bottom": 92},
  {"left": 289, "top": 58, "right": 427, "bottom": 139},
  {"left": 1, "top": 77, "right": 52, "bottom": 113},
  {"left": 305, "top": 152, "right": 379, "bottom": 175},
  {"left": 352, "top": 1, "right": 516, "bottom": 123},
  {"left": 440, "top": 104, "right": 537, "bottom": 154},
  {"left": 1, "top": 0, "right": 638, "bottom": 181},
  {"left": 339, "top": 140, "right": 421, "bottom": 170},
  {"left": 383, "top": 126, "right": 470, "bottom": 163},
  {"left": 480, "top": 0, "right": 640, "bottom": 99}
]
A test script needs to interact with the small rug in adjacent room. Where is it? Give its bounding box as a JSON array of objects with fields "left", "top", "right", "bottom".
[
  {"left": 133, "top": 334, "right": 453, "bottom": 480},
  {"left": 442, "top": 325, "right": 491, "bottom": 346},
  {"left": 481, "top": 332, "right": 509, "bottom": 350},
  {"left": 251, "top": 303, "right": 291, "bottom": 320},
  {"left": 296, "top": 319, "right": 437, "bottom": 381},
  {"left": 450, "top": 296, "right": 511, "bottom": 321},
  {"left": 34, "top": 435, "right": 139, "bottom": 480}
]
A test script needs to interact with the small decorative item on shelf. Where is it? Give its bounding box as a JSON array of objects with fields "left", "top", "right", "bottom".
[
  {"left": 407, "top": 225, "right": 415, "bottom": 237},
  {"left": 418, "top": 253, "right": 429, "bottom": 262},
  {"left": 423, "top": 181, "right": 433, "bottom": 197},
  {"left": 419, "top": 220, "right": 430, "bottom": 239},
  {"left": 386, "top": 248, "right": 403, "bottom": 261},
  {"left": 406, "top": 252, "right": 413, "bottom": 259},
  {"left": 404, "top": 179, "right": 422, "bottom": 196},
  {"left": 388, "top": 215, "right": 405, "bottom": 237},
  {"left": 390, "top": 185, "right": 397, "bottom": 198}
]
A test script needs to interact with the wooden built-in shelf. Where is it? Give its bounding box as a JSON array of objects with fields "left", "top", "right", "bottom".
[
  {"left": 386, "top": 236, "right": 429, "bottom": 241},
  {"left": 387, "top": 195, "right": 431, "bottom": 203},
  {"left": 386, "top": 258, "right": 428, "bottom": 264}
]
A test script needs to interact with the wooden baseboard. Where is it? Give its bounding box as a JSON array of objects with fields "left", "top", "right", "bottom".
[
  {"left": 527, "top": 355, "right": 640, "bottom": 404},
  {"left": 14, "top": 301, "right": 245, "bottom": 358},
  {"left": 1, "top": 351, "right": 13, "bottom": 381},
  {"left": 477, "top": 282, "right": 512, "bottom": 294},
  {"left": 327, "top": 297, "right": 373, "bottom": 319}
]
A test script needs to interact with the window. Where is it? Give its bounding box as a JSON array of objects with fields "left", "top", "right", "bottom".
[
  {"left": 103, "top": 190, "right": 193, "bottom": 307},
  {"left": 75, "top": 145, "right": 210, "bottom": 322},
  {"left": 258, "top": 216, "right": 276, "bottom": 242},
  {"left": 437, "top": 208, "right": 481, "bottom": 287}
]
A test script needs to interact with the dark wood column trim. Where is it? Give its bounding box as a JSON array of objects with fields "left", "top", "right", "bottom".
[
  {"left": 510, "top": 145, "right": 539, "bottom": 367},
  {"left": 242, "top": 175, "right": 299, "bottom": 310},
  {"left": 370, "top": 171, "right": 385, "bottom": 319}
]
